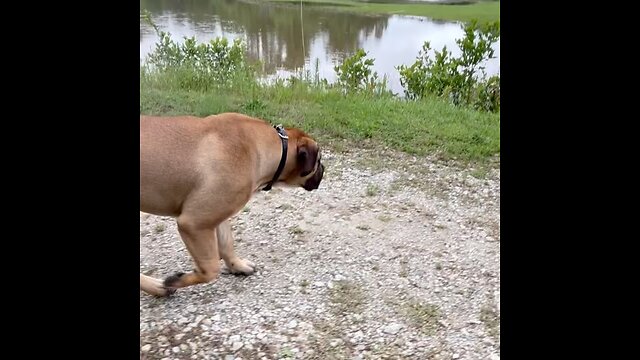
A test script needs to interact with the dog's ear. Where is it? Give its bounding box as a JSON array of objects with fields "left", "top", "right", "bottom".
[{"left": 297, "top": 140, "right": 319, "bottom": 177}]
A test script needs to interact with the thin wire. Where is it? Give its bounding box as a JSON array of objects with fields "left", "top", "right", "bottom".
[{"left": 301, "top": 0, "right": 305, "bottom": 71}]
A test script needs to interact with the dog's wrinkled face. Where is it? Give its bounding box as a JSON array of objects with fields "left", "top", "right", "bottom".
[{"left": 284, "top": 129, "right": 324, "bottom": 190}]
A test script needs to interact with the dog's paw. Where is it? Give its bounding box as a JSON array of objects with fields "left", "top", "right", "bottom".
[{"left": 223, "top": 259, "right": 256, "bottom": 276}]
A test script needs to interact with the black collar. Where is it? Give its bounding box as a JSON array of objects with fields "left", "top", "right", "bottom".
[{"left": 262, "top": 124, "right": 288, "bottom": 191}]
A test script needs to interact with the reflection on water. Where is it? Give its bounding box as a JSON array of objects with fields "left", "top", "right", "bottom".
[{"left": 140, "top": 0, "right": 499, "bottom": 94}]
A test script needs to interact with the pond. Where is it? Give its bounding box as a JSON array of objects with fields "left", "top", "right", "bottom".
[{"left": 140, "top": 0, "right": 500, "bottom": 95}]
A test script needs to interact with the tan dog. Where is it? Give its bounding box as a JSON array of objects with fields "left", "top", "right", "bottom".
[{"left": 140, "top": 112, "right": 324, "bottom": 297}]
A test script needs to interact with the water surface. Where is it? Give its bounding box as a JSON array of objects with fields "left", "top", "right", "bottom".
[{"left": 140, "top": 0, "right": 500, "bottom": 94}]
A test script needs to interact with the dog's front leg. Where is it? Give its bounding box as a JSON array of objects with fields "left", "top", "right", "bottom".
[
  {"left": 163, "top": 215, "right": 221, "bottom": 291},
  {"left": 217, "top": 219, "right": 256, "bottom": 275}
]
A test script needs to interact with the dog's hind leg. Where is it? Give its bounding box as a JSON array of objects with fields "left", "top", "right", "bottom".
[
  {"left": 217, "top": 219, "right": 256, "bottom": 275},
  {"left": 162, "top": 215, "right": 222, "bottom": 291},
  {"left": 140, "top": 274, "right": 175, "bottom": 297}
]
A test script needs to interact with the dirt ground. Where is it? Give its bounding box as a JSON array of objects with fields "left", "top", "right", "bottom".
[{"left": 140, "top": 147, "right": 500, "bottom": 360}]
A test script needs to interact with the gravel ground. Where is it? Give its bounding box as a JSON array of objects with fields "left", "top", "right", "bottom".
[{"left": 140, "top": 147, "right": 500, "bottom": 360}]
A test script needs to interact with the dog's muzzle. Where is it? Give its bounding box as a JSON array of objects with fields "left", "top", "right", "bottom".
[{"left": 302, "top": 162, "right": 324, "bottom": 191}]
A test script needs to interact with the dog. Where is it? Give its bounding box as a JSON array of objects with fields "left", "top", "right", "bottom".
[{"left": 140, "top": 112, "right": 324, "bottom": 297}]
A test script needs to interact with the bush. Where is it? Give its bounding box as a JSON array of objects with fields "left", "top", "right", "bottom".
[
  {"left": 334, "top": 49, "right": 389, "bottom": 95},
  {"left": 397, "top": 20, "right": 500, "bottom": 112},
  {"left": 141, "top": 11, "right": 253, "bottom": 91}
]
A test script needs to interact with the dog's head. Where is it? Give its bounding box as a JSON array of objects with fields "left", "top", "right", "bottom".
[{"left": 284, "top": 128, "right": 324, "bottom": 191}]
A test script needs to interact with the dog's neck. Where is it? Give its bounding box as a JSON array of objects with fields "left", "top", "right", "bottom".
[
  {"left": 261, "top": 125, "right": 288, "bottom": 191},
  {"left": 254, "top": 125, "right": 298, "bottom": 192}
]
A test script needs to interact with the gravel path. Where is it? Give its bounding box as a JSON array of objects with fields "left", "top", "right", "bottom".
[{"left": 140, "top": 147, "right": 500, "bottom": 360}]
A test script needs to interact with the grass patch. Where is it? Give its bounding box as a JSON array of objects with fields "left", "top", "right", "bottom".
[
  {"left": 406, "top": 301, "right": 442, "bottom": 335},
  {"left": 289, "top": 225, "right": 306, "bottom": 235},
  {"left": 278, "top": 347, "right": 295, "bottom": 358},
  {"left": 480, "top": 304, "right": 500, "bottom": 341},
  {"left": 469, "top": 166, "right": 490, "bottom": 179},
  {"left": 154, "top": 223, "right": 166, "bottom": 233},
  {"left": 260, "top": 0, "right": 500, "bottom": 23},
  {"left": 366, "top": 184, "right": 380, "bottom": 196},
  {"left": 329, "top": 280, "right": 365, "bottom": 315}
]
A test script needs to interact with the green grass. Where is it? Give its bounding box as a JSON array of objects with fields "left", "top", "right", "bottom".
[
  {"left": 328, "top": 280, "right": 365, "bottom": 315},
  {"left": 405, "top": 301, "right": 442, "bottom": 335},
  {"left": 366, "top": 184, "right": 380, "bottom": 196},
  {"left": 289, "top": 225, "right": 306, "bottom": 235},
  {"left": 260, "top": 0, "right": 500, "bottom": 23},
  {"left": 141, "top": 74, "right": 500, "bottom": 164},
  {"left": 480, "top": 304, "right": 500, "bottom": 341}
]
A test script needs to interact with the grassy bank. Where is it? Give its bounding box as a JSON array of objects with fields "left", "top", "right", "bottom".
[
  {"left": 257, "top": 0, "right": 500, "bottom": 23},
  {"left": 140, "top": 74, "right": 499, "bottom": 164}
]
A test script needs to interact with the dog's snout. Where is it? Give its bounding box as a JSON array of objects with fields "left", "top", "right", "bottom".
[{"left": 302, "top": 162, "right": 324, "bottom": 191}]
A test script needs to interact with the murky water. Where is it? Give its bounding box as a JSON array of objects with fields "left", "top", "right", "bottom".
[{"left": 140, "top": 0, "right": 499, "bottom": 95}]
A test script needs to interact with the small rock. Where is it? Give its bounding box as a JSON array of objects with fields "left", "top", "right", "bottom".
[
  {"left": 453, "top": 354, "right": 460, "bottom": 359},
  {"left": 141, "top": 344, "right": 151, "bottom": 352},
  {"left": 231, "top": 342, "right": 243, "bottom": 352},
  {"left": 175, "top": 334, "right": 185, "bottom": 341},
  {"left": 225, "top": 355, "right": 234, "bottom": 360},
  {"left": 382, "top": 323, "right": 403, "bottom": 335},
  {"left": 287, "top": 320, "right": 298, "bottom": 329},
  {"left": 330, "top": 340, "right": 339, "bottom": 347},
  {"left": 356, "top": 344, "right": 366, "bottom": 351},
  {"left": 229, "top": 335, "right": 241, "bottom": 343},
  {"left": 172, "top": 346, "right": 180, "bottom": 353},
  {"left": 202, "top": 318, "right": 212, "bottom": 326},
  {"left": 313, "top": 281, "right": 324, "bottom": 288},
  {"left": 212, "top": 314, "right": 221, "bottom": 322}
]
